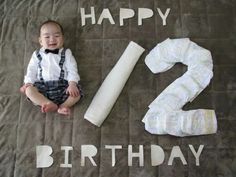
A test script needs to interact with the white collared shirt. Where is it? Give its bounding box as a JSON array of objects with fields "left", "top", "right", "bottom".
[{"left": 24, "top": 48, "right": 80, "bottom": 84}]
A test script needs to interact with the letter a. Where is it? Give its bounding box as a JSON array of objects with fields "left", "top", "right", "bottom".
[{"left": 168, "top": 146, "right": 187, "bottom": 165}]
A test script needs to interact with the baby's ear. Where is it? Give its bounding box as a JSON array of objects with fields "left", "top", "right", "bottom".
[{"left": 38, "top": 37, "right": 42, "bottom": 45}]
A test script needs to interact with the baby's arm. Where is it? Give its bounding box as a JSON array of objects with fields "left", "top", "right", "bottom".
[
  {"left": 66, "top": 81, "right": 80, "bottom": 97},
  {"left": 20, "top": 52, "right": 38, "bottom": 94},
  {"left": 65, "top": 49, "right": 80, "bottom": 82},
  {"left": 65, "top": 49, "right": 81, "bottom": 97}
]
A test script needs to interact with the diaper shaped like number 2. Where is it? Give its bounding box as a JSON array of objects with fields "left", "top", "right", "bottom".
[{"left": 142, "top": 38, "right": 217, "bottom": 137}]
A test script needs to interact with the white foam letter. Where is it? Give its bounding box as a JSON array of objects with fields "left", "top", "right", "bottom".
[
  {"left": 120, "top": 8, "right": 135, "bottom": 26},
  {"left": 168, "top": 146, "right": 187, "bottom": 165},
  {"left": 97, "top": 8, "right": 115, "bottom": 25},
  {"left": 60, "top": 146, "right": 73, "bottom": 168},
  {"left": 81, "top": 7, "right": 96, "bottom": 26},
  {"left": 128, "top": 145, "right": 144, "bottom": 166},
  {"left": 105, "top": 145, "right": 122, "bottom": 166},
  {"left": 189, "top": 145, "right": 204, "bottom": 166},
  {"left": 138, "top": 8, "right": 153, "bottom": 25},
  {"left": 36, "top": 145, "right": 53, "bottom": 168},
  {"left": 81, "top": 145, "right": 97, "bottom": 166},
  {"left": 157, "top": 8, "right": 170, "bottom": 26},
  {"left": 151, "top": 145, "right": 165, "bottom": 166}
]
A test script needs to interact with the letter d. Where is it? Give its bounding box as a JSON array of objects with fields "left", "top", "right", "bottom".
[{"left": 36, "top": 145, "right": 54, "bottom": 168}]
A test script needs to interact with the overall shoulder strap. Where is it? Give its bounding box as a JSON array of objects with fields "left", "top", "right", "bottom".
[
  {"left": 59, "top": 48, "right": 66, "bottom": 80},
  {"left": 36, "top": 50, "right": 44, "bottom": 82}
]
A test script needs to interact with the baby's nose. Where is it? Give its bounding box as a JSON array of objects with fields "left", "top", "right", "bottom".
[{"left": 49, "top": 36, "right": 56, "bottom": 41}]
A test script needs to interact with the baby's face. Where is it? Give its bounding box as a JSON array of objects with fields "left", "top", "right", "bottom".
[{"left": 39, "top": 23, "right": 64, "bottom": 50}]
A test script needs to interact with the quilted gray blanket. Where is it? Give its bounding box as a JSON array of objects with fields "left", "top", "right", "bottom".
[{"left": 0, "top": 0, "right": 236, "bottom": 177}]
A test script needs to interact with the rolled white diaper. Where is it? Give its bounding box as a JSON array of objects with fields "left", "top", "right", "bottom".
[
  {"left": 143, "top": 38, "right": 217, "bottom": 137},
  {"left": 84, "top": 41, "right": 145, "bottom": 127},
  {"left": 181, "top": 109, "right": 217, "bottom": 136},
  {"left": 142, "top": 109, "right": 167, "bottom": 135},
  {"left": 163, "top": 111, "right": 188, "bottom": 137}
]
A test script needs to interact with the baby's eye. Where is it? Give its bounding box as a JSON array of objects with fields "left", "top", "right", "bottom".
[{"left": 45, "top": 36, "right": 50, "bottom": 38}]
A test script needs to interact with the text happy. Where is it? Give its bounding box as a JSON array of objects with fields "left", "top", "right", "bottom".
[{"left": 80, "top": 7, "right": 171, "bottom": 26}]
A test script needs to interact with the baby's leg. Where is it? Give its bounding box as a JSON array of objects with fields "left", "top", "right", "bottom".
[
  {"left": 25, "top": 86, "right": 58, "bottom": 113},
  {"left": 58, "top": 95, "right": 81, "bottom": 115}
]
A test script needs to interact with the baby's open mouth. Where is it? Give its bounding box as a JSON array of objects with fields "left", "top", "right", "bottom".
[{"left": 49, "top": 44, "right": 57, "bottom": 47}]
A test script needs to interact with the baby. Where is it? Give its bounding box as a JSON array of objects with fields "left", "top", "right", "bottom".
[{"left": 20, "top": 20, "right": 82, "bottom": 116}]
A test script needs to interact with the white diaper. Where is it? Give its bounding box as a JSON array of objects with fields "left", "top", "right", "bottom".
[
  {"left": 84, "top": 41, "right": 145, "bottom": 127},
  {"left": 143, "top": 38, "right": 217, "bottom": 137}
]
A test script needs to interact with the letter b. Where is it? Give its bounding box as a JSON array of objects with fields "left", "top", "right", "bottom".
[{"left": 36, "top": 145, "right": 54, "bottom": 168}]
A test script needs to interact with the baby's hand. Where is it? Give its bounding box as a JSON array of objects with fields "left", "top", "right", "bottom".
[
  {"left": 20, "top": 83, "right": 33, "bottom": 94},
  {"left": 66, "top": 82, "right": 80, "bottom": 97}
]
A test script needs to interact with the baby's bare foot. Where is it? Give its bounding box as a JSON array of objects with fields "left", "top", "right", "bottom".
[
  {"left": 57, "top": 107, "right": 71, "bottom": 116},
  {"left": 41, "top": 102, "right": 58, "bottom": 113}
]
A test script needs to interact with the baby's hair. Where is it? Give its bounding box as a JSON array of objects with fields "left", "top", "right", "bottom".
[{"left": 39, "top": 20, "right": 64, "bottom": 35}]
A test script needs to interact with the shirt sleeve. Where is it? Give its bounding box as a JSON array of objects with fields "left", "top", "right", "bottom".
[
  {"left": 24, "top": 51, "right": 38, "bottom": 84},
  {"left": 65, "top": 49, "right": 80, "bottom": 83}
]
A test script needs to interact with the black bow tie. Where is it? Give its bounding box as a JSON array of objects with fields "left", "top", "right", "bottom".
[{"left": 45, "top": 49, "right": 59, "bottom": 54}]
